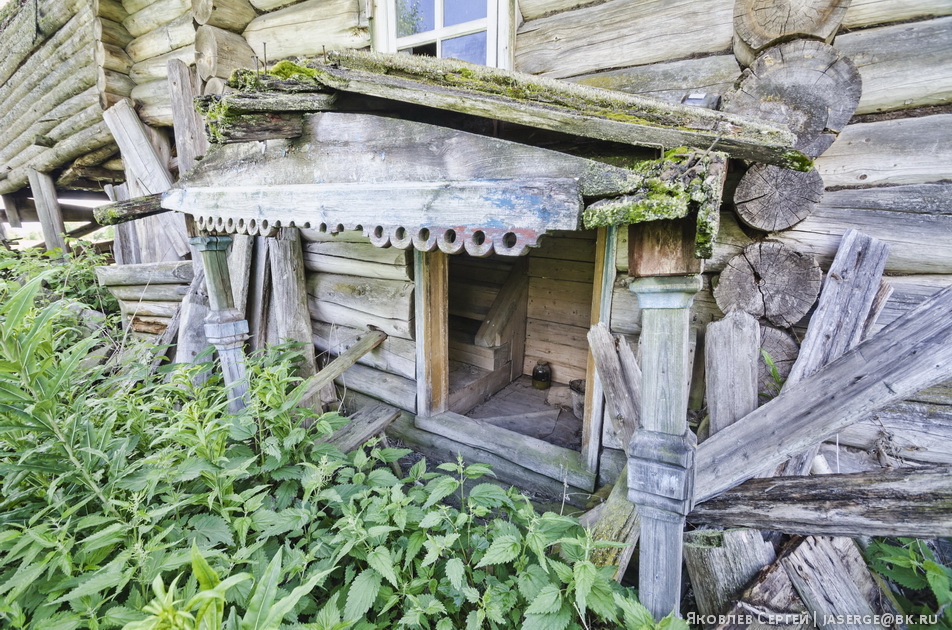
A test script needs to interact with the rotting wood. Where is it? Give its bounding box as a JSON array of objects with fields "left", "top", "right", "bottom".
[
  {"left": 311, "top": 50, "right": 808, "bottom": 170},
  {"left": 583, "top": 226, "right": 614, "bottom": 475},
  {"left": 316, "top": 404, "right": 402, "bottom": 454},
  {"left": 683, "top": 529, "right": 776, "bottom": 620},
  {"left": 104, "top": 184, "right": 140, "bottom": 265},
  {"left": 628, "top": 219, "right": 703, "bottom": 277},
  {"left": 836, "top": 401, "right": 952, "bottom": 467},
  {"left": 733, "top": 164, "right": 823, "bottom": 232},
  {"left": 696, "top": 283, "right": 952, "bottom": 503},
  {"left": 246, "top": 236, "right": 271, "bottom": 351},
  {"left": 587, "top": 323, "right": 639, "bottom": 444},
  {"left": 717, "top": 546, "right": 814, "bottom": 630},
  {"left": 206, "top": 112, "right": 306, "bottom": 143},
  {"left": 721, "top": 39, "right": 861, "bottom": 158},
  {"left": 777, "top": 230, "right": 890, "bottom": 476},
  {"left": 93, "top": 193, "right": 164, "bottom": 225},
  {"left": 691, "top": 468, "right": 952, "bottom": 538},
  {"left": 732, "top": 0, "right": 851, "bottom": 68},
  {"left": 311, "top": 320, "right": 416, "bottom": 381},
  {"left": 714, "top": 242, "right": 821, "bottom": 328}
]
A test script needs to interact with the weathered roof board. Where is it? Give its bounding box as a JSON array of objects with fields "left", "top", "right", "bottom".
[{"left": 164, "top": 50, "right": 805, "bottom": 255}]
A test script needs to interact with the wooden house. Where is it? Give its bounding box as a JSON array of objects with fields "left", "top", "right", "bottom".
[{"left": 1, "top": 0, "right": 951, "bottom": 623}]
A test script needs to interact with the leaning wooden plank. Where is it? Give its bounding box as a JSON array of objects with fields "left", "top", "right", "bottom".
[
  {"left": 297, "top": 330, "right": 387, "bottom": 403},
  {"left": 704, "top": 310, "right": 759, "bottom": 434},
  {"left": 96, "top": 261, "right": 194, "bottom": 286},
  {"left": 93, "top": 193, "right": 165, "bottom": 225},
  {"left": 415, "top": 411, "right": 596, "bottom": 492},
  {"left": 777, "top": 230, "right": 890, "bottom": 476},
  {"left": 311, "top": 320, "right": 416, "bottom": 380},
  {"left": 316, "top": 50, "right": 807, "bottom": 170},
  {"left": 695, "top": 283, "right": 952, "bottom": 503},
  {"left": 690, "top": 468, "right": 952, "bottom": 538},
  {"left": 317, "top": 404, "right": 401, "bottom": 453},
  {"left": 26, "top": 170, "right": 68, "bottom": 254},
  {"left": 475, "top": 258, "right": 529, "bottom": 348},
  {"left": 33, "top": 222, "right": 104, "bottom": 251},
  {"left": 586, "top": 322, "right": 639, "bottom": 445},
  {"left": 167, "top": 59, "right": 209, "bottom": 174}
]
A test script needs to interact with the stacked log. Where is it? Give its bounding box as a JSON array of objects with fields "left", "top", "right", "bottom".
[
  {"left": 0, "top": 0, "right": 128, "bottom": 195},
  {"left": 242, "top": 0, "right": 369, "bottom": 62},
  {"left": 126, "top": 12, "right": 197, "bottom": 126},
  {"left": 96, "top": 261, "right": 194, "bottom": 336}
]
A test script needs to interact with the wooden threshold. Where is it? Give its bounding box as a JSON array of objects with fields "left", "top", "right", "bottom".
[{"left": 415, "top": 411, "right": 596, "bottom": 493}]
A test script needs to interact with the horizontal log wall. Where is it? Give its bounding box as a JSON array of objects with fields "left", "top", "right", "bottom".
[
  {"left": 523, "top": 230, "right": 596, "bottom": 384},
  {"left": 303, "top": 230, "right": 417, "bottom": 412}
]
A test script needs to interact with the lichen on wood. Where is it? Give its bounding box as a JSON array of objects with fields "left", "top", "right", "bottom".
[{"left": 582, "top": 149, "right": 727, "bottom": 258}]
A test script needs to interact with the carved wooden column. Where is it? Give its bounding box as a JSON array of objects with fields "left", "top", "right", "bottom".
[
  {"left": 627, "top": 219, "right": 701, "bottom": 620},
  {"left": 191, "top": 235, "right": 250, "bottom": 412}
]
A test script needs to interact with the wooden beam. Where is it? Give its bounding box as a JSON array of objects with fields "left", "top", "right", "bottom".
[
  {"left": 316, "top": 404, "right": 401, "bottom": 454},
  {"left": 475, "top": 257, "right": 528, "bottom": 348},
  {"left": 415, "top": 250, "right": 448, "bottom": 417},
  {"left": 691, "top": 468, "right": 952, "bottom": 538},
  {"left": 167, "top": 59, "right": 209, "bottom": 174},
  {"left": 298, "top": 330, "right": 387, "bottom": 404},
  {"left": 32, "top": 222, "right": 104, "bottom": 250},
  {"left": 704, "top": 310, "right": 759, "bottom": 434},
  {"left": 320, "top": 50, "right": 808, "bottom": 170},
  {"left": 2, "top": 195, "right": 22, "bottom": 228},
  {"left": 96, "top": 261, "right": 194, "bottom": 286},
  {"left": 696, "top": 283, "right": 952, "bottom": 503},
  {"left": 26, "top": 169, "right": 68, "bottom": 254},
  {"left": 93, "top": 193, "right": 165, "bottom": 225},
  {"left": 583, "top": 226, "right": 615, "bottom": 475}
]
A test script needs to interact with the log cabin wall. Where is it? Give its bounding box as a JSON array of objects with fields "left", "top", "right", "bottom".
[{"left": 514, "top": 0, "right": 952, "bottom": 469}]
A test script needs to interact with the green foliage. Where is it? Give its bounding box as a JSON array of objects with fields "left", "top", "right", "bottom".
[
  {"left": 865, "top": 538, "right": 952, "bottom": 629},
  {"left": 758, "top": 348, "right": 784, "bottom": 401},
  {"left": 0, "top": 276, "right": 672, "bottom": 629}
]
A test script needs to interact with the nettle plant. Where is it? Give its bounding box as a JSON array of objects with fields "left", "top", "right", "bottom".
[{"left": 0, "top": 277, "right": 682, "bottom": 629}]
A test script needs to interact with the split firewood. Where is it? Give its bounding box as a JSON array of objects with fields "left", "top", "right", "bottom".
[{"left": 714, "top": 241, "right": 822, "bottom": 328}]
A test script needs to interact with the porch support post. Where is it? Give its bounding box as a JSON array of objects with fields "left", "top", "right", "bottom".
[
  {"left": 629, "top": 274, "right": 701, "bottom": 620},
  {"left": 191, "top": 235, "right": 250, "bottom": 412}
]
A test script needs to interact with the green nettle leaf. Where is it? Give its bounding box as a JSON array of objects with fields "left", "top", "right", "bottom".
[
  {"left": 466, "top": 483, "right": 511, "bottom": 510},
  {"left": 189, "top": 513, "right": 236, "bottom": 548},
  {"left": 522, "top": 604, "right": 572, "bottom": 630},
  {"left": 573, "top": 560, "right": 597, "bottom": 614},
  {"left": 436, "top": 618, "right": 455, "bottom": 630},
  {"left": 518, "top": 564, "right": 551, "bottom": 602},
  {"left": 367, "top": 546, "right": 400, "bottom": 588},
  {"left": 422, "top": 477, "right": 459, "bottom": 509},
  {"left": 53, "top": 553, "right": 129, "bottom": 604},
  {"left": 525, "top": 584, "right": 563, "bottom": 615},
  {"left": 445, "top": 558, "right": 465, "bottom": 590},
  {"left": 615, "top": 592, "right": 655, "bottom": 629},
  {"left": 475, "top": 534, "right": 521, "bottom": 568},
  {"left": 345, "top": 569, "right": 382, "bottom": 621},
  {"left": 418, "top": 511, "right": 444, "bottom": 529}
]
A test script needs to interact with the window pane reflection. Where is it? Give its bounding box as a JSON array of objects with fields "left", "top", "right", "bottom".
[
  {"left": 397, "top": 0, "right": 435, "bottom": 36},
  {"left": 443, "top": 0, "right": 486, "bottom": 26},
  {"left": 441, "top": 31, "right": 487, "bottom": 64}
]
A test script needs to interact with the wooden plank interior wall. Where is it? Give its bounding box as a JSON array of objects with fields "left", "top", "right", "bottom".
[
  {"left": 523, "top": 230, "right": 596, "bottom": 384},
  {"left": 301, "top": 230, "right": 417, "bottom": 413}
]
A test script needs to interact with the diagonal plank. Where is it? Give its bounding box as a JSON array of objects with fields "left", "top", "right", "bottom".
[{"left": 696, "top": 282, "right": 952, "bottom": 503}]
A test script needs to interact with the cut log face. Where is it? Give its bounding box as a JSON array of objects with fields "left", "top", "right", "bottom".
[
  {"left": 734, "top": 164, "right": 824, "bottom": 232},
  {"left": 733, "top": 0, "right": 852, "bottom": 67},
  {"left": 714, "top": 242, "right": 822, "bottom": 327},
  {"left": 722, "top": 40, "right": 862, "bottom": 158}
]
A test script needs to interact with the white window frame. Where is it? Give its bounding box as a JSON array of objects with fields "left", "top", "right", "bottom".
[{"left": 372, "top": 0, "right": 514, "bottom": 70}]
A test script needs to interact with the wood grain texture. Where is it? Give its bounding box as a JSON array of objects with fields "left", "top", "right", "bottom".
[
  {"left": 515, "top": 0, "right": 733, "bottom": 78},
  {"left": 842, "top": 0, "right": 952, "bottom": 29},
  {"left": 692, "top": 469, "right": 952, "bottom": 537},
  {"left": 815, "top": 115, "right": 952, "bottom": 188},
  {"left": 96, "top": 260, "right": 194, "bottom": 286},
  {"left": 696, "top": 283, "right": 952, "bottom": 502},
  {"left": 573, "top": 54, "right": 740, "bottom": 105},
  {"left": 705, "top": 310, "right": 760, "bottom": 434},
  {"left": 415, "top": 250, "right": 449, "bottom": 417},
  {"left": 772, "top": 183, "right": 952, "bottom": 275},
  {"left": 836, "top": 17, "right": 952, "bottom": 115},
  {"left": 316, "top": 404, "right": 400, "bottom": 453},
  {"left": 167, "top": 59, "right": 208, "bottom": 174},
  {"left": 837, "top": 401, "right": 952, "bottom": 466},
  {"left": 734, "top": 164, "right": 823, "bottom": 232},
  {"left": 312, "top": 320, "right": 415, "bottom": 381},
  {"left": 195, "top": 24, "right": 256, "bottom": 80},
  {"left": 26, "top": 170, "right": 67, "bottom": 254},
  {"left": 306, "top": 273, "right": 414, "bottom": 322},
  {"left": 298, "top": 329, "right": 385, "bottom": 404},
  {"left": 759, "top": 325, "right": 798, "bottom": 401},
  {"left": 714, "top": 242, "right": 821, "bottom": 328}
]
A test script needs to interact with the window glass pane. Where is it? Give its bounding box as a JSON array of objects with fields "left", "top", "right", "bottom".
[
  {"left": 441, "top": 30, "right": 487, "bottom": 64},
  {"left": 397, "top": 0, "right": 435, "bottom": 37},
  {"left": 443, "top": 0, "right": 486, "bottom": 26}
]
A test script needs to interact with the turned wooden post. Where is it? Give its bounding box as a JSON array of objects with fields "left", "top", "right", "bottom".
[
  {"left": 191, "top": 235, "right": 250, "bottom": 412},
  {"left": 627, "top": 220, "right": 701, "bottom": 620}
]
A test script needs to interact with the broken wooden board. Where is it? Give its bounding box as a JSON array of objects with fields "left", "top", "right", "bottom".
[
  {"left": 691, "top": 468, "right": 952, "bottom": 538},
  {"left": 696, "top": 282, "right": 952, "bottom": 502},
  {"left": 316, "top": 404, "right": 401, "bottom": 453}
]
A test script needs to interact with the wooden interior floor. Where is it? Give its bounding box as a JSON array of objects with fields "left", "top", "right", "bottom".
[{"left": 466, "top": 376, "right": 583, "bottom": 451}]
